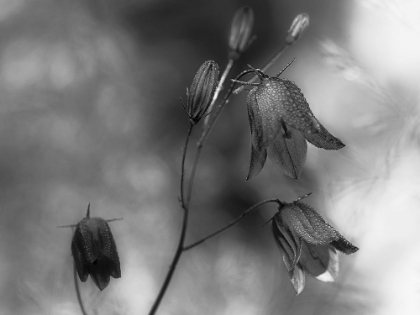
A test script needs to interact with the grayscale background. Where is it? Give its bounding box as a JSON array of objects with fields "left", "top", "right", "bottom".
[{"left": 0, "top": 0, "right": 419, "bottom": 314}]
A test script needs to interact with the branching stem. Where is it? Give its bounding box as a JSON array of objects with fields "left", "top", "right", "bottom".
[
  {"left": 183, "top": 198, "right": 281, "bottom": 251},
  {"left": 148, "top": 124, "right": 193, "bottom": 315}
]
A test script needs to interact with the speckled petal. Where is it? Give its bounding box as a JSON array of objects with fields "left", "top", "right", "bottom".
[
  {"left": 267, "top": 127, "right": 307, "bottom": 179},
  {"left": 98, "top": 221, "right": 121, "bottom": 278},
  {"left": 73, "top": 219, "right": 98, "bottom": 264},
  {"left": 272, "top": 213, "right": 302, "bottom": 271},
  {"left": 280, "top": 202, "right": 339, "bottom": 245},
  {"left": 267, "top": 78, "right": 321, "bottom": 133},
  {"left": 247, "top": 142, "right": 267, "bottom": 180},
  {"left": 303, "top": 121, "right": 345, "bottom": 150},
  {"left": 248, "top": 81, "right": 283, "bottom": 150},
  {"left": 280, "top": 202, "right": 358, "bottom": 255},
  {"left": 330, "top": 236, "right": 359, "bottom": 254}
]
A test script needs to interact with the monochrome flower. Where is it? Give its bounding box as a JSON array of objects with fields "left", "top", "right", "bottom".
[
  {"left": 71, "top": 204, "right": 121, "bottom": 291},
  {"left": 272, "top": 197, "right": 358, "bottom": 294},
  {"left": 235, "top": 64, "right": 345, "bottom": 179}
]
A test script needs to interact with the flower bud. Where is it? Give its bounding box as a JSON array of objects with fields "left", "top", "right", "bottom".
[
  {"left": 228, "top": 6, "right": 254, "bottom": 60},
  {"left": 184, "top": 60, "right": 219, "bottom": 125},
  {"left": 71, "top": 205, "right": 121, "bottom": 291},
  {"left": 285, "top": 13, "right": 309, "bottom": 45}
]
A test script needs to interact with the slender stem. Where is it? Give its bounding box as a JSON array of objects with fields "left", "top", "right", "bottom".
[
  {"left": 183, "top": 198, "right": 281, "bottom": 251},
  {"left": 233, "top": 42, "right": 291, "bottom": 94},
  {"left": 148, "top": 125, "right": 193, "bottom": 315},
  {"left": 73, "top": 244, "right": 88, "bottom": 315},
  {"left": 181, "top": 125, "right": 194, "bottom": 203},
  {"left": 185, "top": 60, "right": 238, "bottom": 205}
]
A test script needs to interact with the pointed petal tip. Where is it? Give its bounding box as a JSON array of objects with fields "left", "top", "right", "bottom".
[
  {"left": 331, "top": 238, "right": 359, "bottom": 255},
  {"left": 315, "top": 271, "right": 335, "bottom": 283}
]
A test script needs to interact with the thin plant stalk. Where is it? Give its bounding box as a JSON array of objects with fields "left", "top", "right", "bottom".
[
  {"left": 183, "top": 198, "right": 281, "bottom": 251},
  {"left": 72, "top": 224, "right": 88, "bottom": 315},
  {"left": 148, "top": 124, "right": 194, "bottom": 315},
  {"left": 186, "top": 69, "right": 255, "bottom": 203},
  {"left": 233, "top": 42, "right": 290, "bottom": 94}
]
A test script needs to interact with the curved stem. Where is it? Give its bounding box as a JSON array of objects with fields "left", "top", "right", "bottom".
[
  {"left": 233, "top": 42, "right": 290, "bottom": 94},
  {"left": 148, "top": 125, "right": 193, "bottom": 315},
  {"left": 73, "top": 251, "right": 88, "bottom": 315},
  {"left": 183, "top": 198, "right": 281, "bottom": 251},
  {"left": 185, "top": 69, "right": 254, "bottom": 204}
]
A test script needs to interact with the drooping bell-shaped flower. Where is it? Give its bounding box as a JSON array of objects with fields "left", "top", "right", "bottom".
[
  {"left": 271, "top": 196, "right": 358, "bottom": 294},
  {"left": 183, "top": 60, "right": 220, "bottom": 125},
  {"left": 71, "top": 204, "right": 121, "bottom": 290},
  {"left": 234, "top": 62, "right": 345, "bottom": 180}
]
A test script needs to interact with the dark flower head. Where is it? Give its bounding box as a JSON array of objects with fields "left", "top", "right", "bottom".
[
  {"left": 285, "top": 13, "right": 310, "bottom": 45},
  {"left": 272, "top": 196, "right": 358, "bottom": 294},
  {"left": 235, "top": 63, "right": 345, "bottom": 180},
  {"left": 183, "top": 60, "right": 220, "bottom": 125},
  {"left": 228, "top": 6, "right": 255, "bottom": 60},
  {"left": 71, "top": 204, "right": 121, "bottom": 291}
]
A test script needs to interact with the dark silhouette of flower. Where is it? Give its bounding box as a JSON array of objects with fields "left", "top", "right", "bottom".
[
  {"left": 235, "top": 63, "right": 345, "bottom": 179},
  {"left": 182, "top": 60, "right": 220, "bottom": 125},
  {"left": 71, "top": 204, "right": 121, "bottom": 291},
  {"left": 272, "top": 196, "right": 358, "bottom": 294},
  {"left": 228, "top": 6, "right": 255, "bottom": 60}
]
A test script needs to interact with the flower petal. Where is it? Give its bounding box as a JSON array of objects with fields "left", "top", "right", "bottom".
[
  {"left": 247, "top": 142, "right": 267, "bottom": 180},
  {"left": 270, "top": 78, "right": 321, "bottom": 134},
  {"left": 72, "top": 219, "right": 98, "bottom": 264},
  {"left": 299, "top": 243, "right": 337, "bottom": 282},
  {"left": 267, "top": 126, "right": 307, "bottom": 179},
  {"left": 71, "top": 238, "right": 89, "bottom": 282},
  {"left": 87, "top": 255, "right": 112, "bottom": 291},
  {"left": 288, "top": 265, "right": 305, "bottom": 295},
  {"left": 330, "top": 237, "right": 359, "bottom": 254},
  {"left": 248, "top": 82, "right": 283, "bottom": 150},
  {"left": 98, "top": 221, "right": 121, "bottom": 279},
  {"left": 272, "top": 213, "right": 302, "bottom": 271},
  {"left": 281, "top": 203, "right": 339, "bottom": 245},
  {"left": 303, "top": 122, "right": 345, "bottom": 150}
]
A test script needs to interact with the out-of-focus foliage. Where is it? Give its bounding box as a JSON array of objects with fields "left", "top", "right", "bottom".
[{"left": 1, "top": 0, "right": 420, "bottom": 314}]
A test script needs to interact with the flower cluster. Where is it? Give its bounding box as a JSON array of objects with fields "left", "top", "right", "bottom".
[{"left": 272, "top": 196, "right": 358, "bottom": 294}]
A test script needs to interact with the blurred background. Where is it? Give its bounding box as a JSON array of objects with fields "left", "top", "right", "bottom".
[{"left": 1, "top": 0, "right": 420, "bottom": 314}]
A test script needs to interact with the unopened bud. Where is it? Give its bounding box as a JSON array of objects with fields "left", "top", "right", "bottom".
[
  {"left": 285, "top": 13, "right": 309, "bottom": 45},
  {"left": 228, "top": 6, "right": 254, "bottom": 60},
  {"left": 184, "top": 60, "right": 219, "bottom": 125}
]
